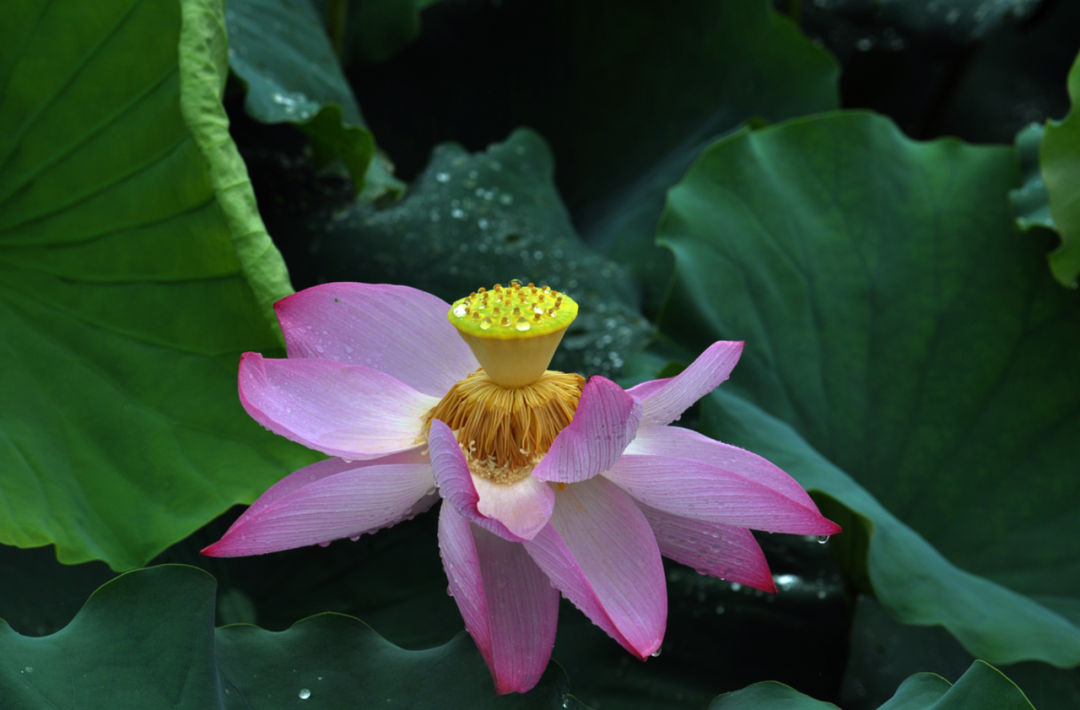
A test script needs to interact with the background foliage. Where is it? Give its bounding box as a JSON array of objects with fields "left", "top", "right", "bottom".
[{"left": 1, "top": 0, "right": 1078, "bottom": 707}]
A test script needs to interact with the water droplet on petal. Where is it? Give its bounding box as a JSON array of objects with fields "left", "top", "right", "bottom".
[
  {"left": 318, "top": 541, "right": 330, "bottom": 548},
  {"left": 299, "top": 688, "right": 311, "bottom": 699},
  {"left": 650, "top": 648, "right": 662, "bottom": 658},
  {"left": 816, "top": 535, "right": 830, "bottom": 544}
]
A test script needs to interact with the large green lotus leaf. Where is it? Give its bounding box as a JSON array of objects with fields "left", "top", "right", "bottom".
[
  {"left": 559, "top": 0, "right": 838, "bottom": 316},
  {"left": 0, "top": 565, "right": 572, "bottom": 708},
  {"left": 1042, "top": 51, "right": 1080, "bottom": 287},
  {"left": 841, "top": 595, "right": 1080, "bottom": 710},
  {"left": 655, "top": 112, "right": 1080, "bottom": 667},
  {"left": 0, "top": 0, "right": 322, "bottom": 569},
  {"left": 306, "top": 129, "right": 652, "bottom": 380},
  {"left": 710, "top": 661, "right": 1032, "bottom": 710},
  {"left": 226, "top": 0, "right": 402, "bottom": 199}
]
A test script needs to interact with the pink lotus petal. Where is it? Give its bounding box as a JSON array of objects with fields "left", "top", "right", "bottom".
[
  {"left": 603, "top": 453, "right": 841, "bottom": 536},
  {"left": 626, "top": 425, "right": 815, "bottom": 508},
  {"left": 274, "top": 283, "right": 479, "bottom": 397},
  {"left": 523, "top": 476, "right": 666, "bottom": 659},
  {"left": 438, "top": 503, "right": 559, "bottom": 695},
  {"left": 627, "top": 341, "right": 744, "bottom": 426},
  {"left": 532, "top": 376, "right": 642, "bottom": 484},
  {"left": 202, "top": 458, "right": 436, "bottom": 557},
  {"left": 239, "top": 352, "right": 437, "bottom": 460},
  {"left": 244, "top": 448, "right": 431, "bottom": 518},
  {"left": 638, "top": 502, "right": 776, "bottom": 593},
  {"left": 428, "top": 419, "right": 553, "bottom": 541}
]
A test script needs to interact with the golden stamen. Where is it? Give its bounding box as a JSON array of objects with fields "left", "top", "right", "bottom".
[{"left": 425, "top": 370, "right": 584, "bottom": 484}]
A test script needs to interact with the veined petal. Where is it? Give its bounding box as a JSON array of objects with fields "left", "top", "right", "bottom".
[
  {"left": 523, "top": 476, "right": 666, "bottom": 659},
  {"left": 438, "top": 503, "right": 559, "bottom": 695},
  {"left": 429, "top": 419, "right": 554, "bottom": 541},
  {"left": 239, "top": 352, "right": 437, "bottom": 460},
  {"left": 638, "top": 502, "right": 776, "bottom": 593},
  {"left": 274, "top": 282, "right": 479, "bottom": 397},
  {"left": 625, "top": 425, "right": 815, "bottom": 508},
  {"left": 627, "top": 341, "right": 743, "bottom": 426},
  {"left": 201, "top": 456, "right": 436, "bottom": 557},
  {"left": 604, "top": 454, "right": 841, "bottom": 536},
  {"left": 532, "top": 376, "right": 641, "bottom": 484}
]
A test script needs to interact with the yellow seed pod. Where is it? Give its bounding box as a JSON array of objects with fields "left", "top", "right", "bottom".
[{"left": 448, "top": 281, "right": 578, "bottom": 388}]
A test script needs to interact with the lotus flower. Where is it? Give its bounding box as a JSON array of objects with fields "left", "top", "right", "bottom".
[{"left": 203, "top": 281, "right": 840, "bottom": 694}]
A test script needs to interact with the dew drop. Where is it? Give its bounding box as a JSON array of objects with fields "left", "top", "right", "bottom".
[
  {"left": 650, "top": 648, "right": 662, "bottom": 658},
  {"left": 816, "top": 535, "right": 830, "bottom": 544},
  {"left": 447, "top": 586, "right": 455, "bottom": 597},
  {"left": 318, "top": 541, "right": 330, "bottom": 548},
  {"left": 453, "top": 304, "right": 468, "bottom": 317},
  {"left": 515, "top": 317, "right": 530, "bottom": 331},
  {"left": 349, "top": 535, "right": 360, "bottom": 542},
  {"left": 299, "top": 688, "right": 311, "bottom": 699},
  {"left": 480, "top": 317, "right": 493, "bottom": 330}
]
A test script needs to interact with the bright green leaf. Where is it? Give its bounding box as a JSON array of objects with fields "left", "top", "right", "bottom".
[
  {"left": 0, "top": 0, "right": 322, "bottom": 569},
  {"left": 1042, "top": 50, "right": 1080, "bottom": 287},
  {"left": 0, "top": 565, "right": 571, "bottom": 708},
  {"left": 657, "top": 112, "right": 1080, "bottom": 667}
]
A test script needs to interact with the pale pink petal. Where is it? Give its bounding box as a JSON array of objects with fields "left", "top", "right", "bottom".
[
  {"left": 627, "top": 341, "right": 744, "bottom": 426},
  {"left": 438, "top": 503, "right": 559, "bottom": 695},
  {"left": 474, "top": 475, "right": 555, "bottom": 541},
  {"left": 603, "top": 454, "right": 841, "bottom": 536},
  {"left": 202, "top": 458, "right": 436, "bottom": 557},
  {"left": 239, "top": 352, "right": 437, "bottom": 460},
  {"left": 274, "top": 282, "right": 479, "bottom": 397},
  {"left": 428, "top": 419, "right": 553, "bottom": 542},
  {"left": 625, "top": 425, "right": 815, "bottom": 508},
  {"left": 532, "top": 376, "right": 642, "bottom": 484},
  {"left": 523, "top": 476, "right": 666, "bottom": 659},
  {"left": 638, "top": 502, "right": 776, "bottom": 593}
]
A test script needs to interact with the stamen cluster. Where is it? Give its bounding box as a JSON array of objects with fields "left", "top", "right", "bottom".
[{"left": 425, "top": 370, "right": 585, "bottom": 484}]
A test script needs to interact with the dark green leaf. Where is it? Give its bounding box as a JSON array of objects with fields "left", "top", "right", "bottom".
[
  {"left": 308, "top": 129, "right": 652, "bottom": 379},
  {"left": 1010, "top": 123, "right": 1054, "bottom": 231},
  {"left": 0, "top": 0, "right": 321, "bottom": 569},
  {"left": 656, "top": 112, "right": 1080, "bottom": 666},
  {"left": 560, "top": 0, "right": 839, "bottom": 316},
  {"left": 0, "top": 565, "right": 570, "bottom": 709},
  {"left": 226, "top": 0, "right": 403, "bottom": 198}
]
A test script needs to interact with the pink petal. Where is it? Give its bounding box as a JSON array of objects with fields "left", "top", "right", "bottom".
[
  {"left": 202, "top": 456, "right": 436, "bottom": 557},
  {"left": 239, "top": 352, "right": 437, "bottom": 460},
  {"left": 532, "top": 376, "right": 642, "bottom": 484},
  {"left": 438, "top": 503, "right": 559, "bottom": 695},
  {"left": 627, "top": 341, "right": 744, "bottom": 426},
  {"left": 626, "top": 425, "right": 816, "bottom": 508},
  {"left": 274, "top": 283, "right": 479, "bottom": 397},
  {"left": 523, "top": 476, "right": 666, "bottom": 659},
  {"left": 603, "top": 454, "right": 841, "bottom": 536},
  {"left": 638, "top": 502, "right": 776, "bottom": 593},
  {"left": 429, "top": 419, "right": 554, "bottom": 541}
]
